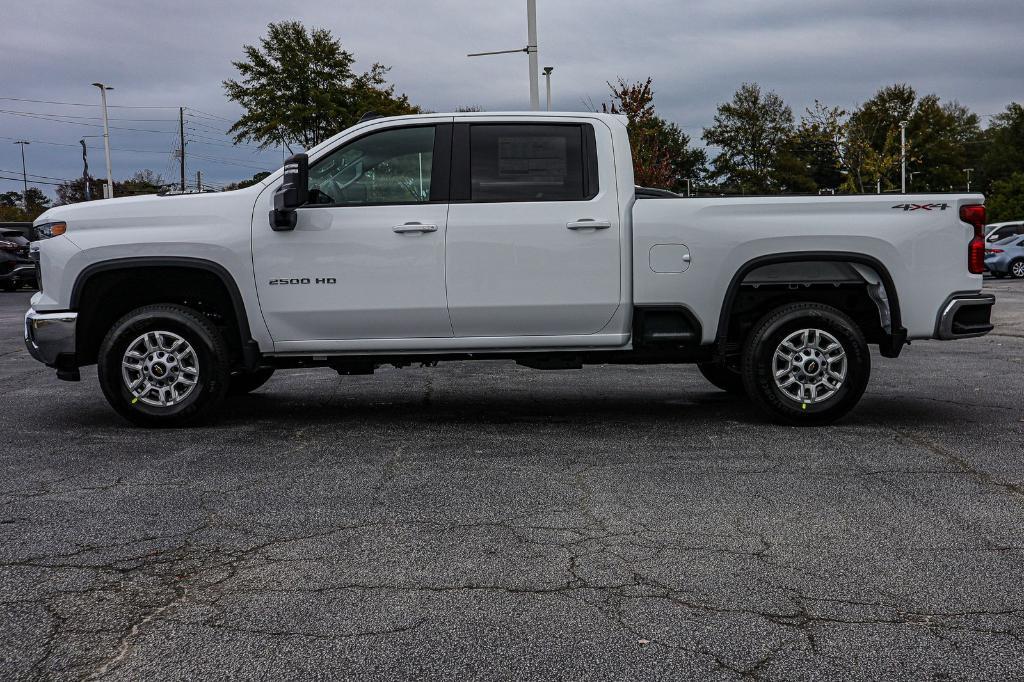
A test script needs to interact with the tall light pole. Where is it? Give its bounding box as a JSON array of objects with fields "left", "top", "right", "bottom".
[
  {"left": 14, "top": 141, "right": 30, "bottom": 208},
  {"left": 542, "top": 66, "right": 553, "bottom": 111},
  {"left": 468, "top": 0, "right": 541, "bottom": 110},
  {"left": 91, "top": 82, "right": 114, "bottom": 198},
  {"left": 899, "top": 120, "right": 908, "bottom": 194},
  {"left": 963, "top": 168, "right": 974, "bottom": 192}
]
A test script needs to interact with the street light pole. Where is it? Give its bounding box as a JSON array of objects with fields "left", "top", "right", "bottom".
[
  {"left": 542, "top": 67, "right": 553, "bottom": 111},
  {"left": 526, "top": 0, "right": 539, "bottom": 110},
  {"left": 467, "top": 0, "right": 540, "bottom": 110},
  {"left": 899, "top": 120, "right": 908, "bottom": 194},
  {"left": 14, "top": 141, "right": 30, "bottom": 209},
  {"left": 963, "top": 168, "right": 974, "bottom": 192},
  {"left": 91, "top": 82, "right": 114, "bottom": 199}
]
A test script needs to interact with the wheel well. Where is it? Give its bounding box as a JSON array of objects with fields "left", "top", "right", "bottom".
[
  {"left": 73, "top": 264, "right": 250, "bottom": 368},
  {"left": 717, "top": 255, "right": 904, "bottom": 362}
]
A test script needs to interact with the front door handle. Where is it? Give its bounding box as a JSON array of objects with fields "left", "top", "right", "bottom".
[
  {"left": 392, "top": 222, "right": 438, "bottom": 234},
  {"left": 566, "top": 219, "right": 612, "bottom": 230}
]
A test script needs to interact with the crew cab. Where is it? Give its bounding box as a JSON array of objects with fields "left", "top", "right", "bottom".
[{"left": 24, "top": 112, "right": 995, "bottom": 426}]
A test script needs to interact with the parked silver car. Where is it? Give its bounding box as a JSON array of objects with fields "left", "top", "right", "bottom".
[
  {"left": 986, "top": 221, "right": 1024, "bottom": 243},
  {"left": 985, "top": 235, "right": 1024, "bottom": 279}
]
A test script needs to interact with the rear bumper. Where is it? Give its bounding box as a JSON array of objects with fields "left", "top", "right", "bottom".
[
  {"left": 25, "top": 308, "right": 77, "bottom": 367},
  {"left": 934, "top": 293, "right": 995, "bottom": 340}
]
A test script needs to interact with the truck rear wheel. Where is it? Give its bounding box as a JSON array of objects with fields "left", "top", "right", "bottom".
[
  {"left": 97, "top": 304, "right": 231, "bottom": 427},
  {"left": 697, "top": 361, "right": 745, "bottom": 395},
  {"left": 741, "top": 302, "right": 870, "bottom": 425}
]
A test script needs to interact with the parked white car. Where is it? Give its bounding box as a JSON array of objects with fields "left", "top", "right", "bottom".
[{"left": 25, "top": 112, "right": 994, "bottom": 426}]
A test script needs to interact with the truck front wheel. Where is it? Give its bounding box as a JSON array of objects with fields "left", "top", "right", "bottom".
[
  {"left": 741, "top": 302, "right": 870, "bottom": 425},
  {"left": 97, "top": 304, "right": 231, "bottom": 427}
]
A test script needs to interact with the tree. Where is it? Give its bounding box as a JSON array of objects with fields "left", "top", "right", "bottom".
[
  {"left": 55, "top": 170, "right": 166, "bottom": 205},
  {"left": 224, "top": 21, "right": 419, "bottom": 151},
  {"left": 978, "top": 103, "right": 1024, "bottom": 194},
  {"left": 223, "top": 172, "right": 271, "bottom": 191},
  {"left": 602, "top": 78, "right": 706, "bottom": 192},
  {"left": 702, "top": 83, "right": 804, "bottom": 193},
  {"left": 0, "top": 187, "right": 51, "bottom": 221},
  {"left": 987, "top": 172, "right": 1024, "bottom": 223},
  {"left": 794, "top": 101, "right": 849, "bottom": 191}
]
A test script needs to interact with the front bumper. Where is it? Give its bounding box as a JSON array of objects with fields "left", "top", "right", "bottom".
[
  {"left": 25, "top": 309, "right": 77, "bottom": 366},
  {"left": 934, "top": 293, "right": 995, "bottom": 340}
]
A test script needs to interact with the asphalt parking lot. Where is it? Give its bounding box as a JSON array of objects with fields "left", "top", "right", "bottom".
[{"left": 1, "top": 282, "right": 1023, "bottom": 680}]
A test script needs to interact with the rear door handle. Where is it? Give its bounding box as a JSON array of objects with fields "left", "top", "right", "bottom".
[
  {"left": 566, "top": 219, "right": 612, "bottom": 230},
  {"left": 392, "top": 222, "right": 438, "bottom": 233}
]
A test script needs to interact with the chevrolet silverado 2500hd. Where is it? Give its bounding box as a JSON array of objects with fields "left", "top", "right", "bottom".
[{"left": 24, "top": 112, "right": 995, "bottom": 426}]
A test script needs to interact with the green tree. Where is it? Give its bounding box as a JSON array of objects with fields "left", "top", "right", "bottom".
[
  {"left": 55, "top": 170, "right": 166, "bottom": 205},
  {"left": 223, "top": 172, "right": 271, "bottom": 191},
  {"left": 986, "top": 172, "right": 1024, "bottom": 222},
  {"left": 0, "top": 187, "right": 51, "bottom": 220},
  {"left": 603, "top": 78, "right": 706, "bottom": 192},
  {"left": 978, "top": 103, "right": 1024, "bottom": 194},
  {"left": 702, "top": 83, "right": 805, "bottom": 193},
  {"left": 224, "top": 21, "right": 419, "bottom": 151}
]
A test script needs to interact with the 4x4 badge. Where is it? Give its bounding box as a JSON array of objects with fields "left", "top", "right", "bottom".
[{"left": 892, "top": 203, "right": 949, "bottom": 211}]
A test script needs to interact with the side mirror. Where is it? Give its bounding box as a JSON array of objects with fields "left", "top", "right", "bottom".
[{"left": 270, "top": 153, "right": 309, "bottom": 231}]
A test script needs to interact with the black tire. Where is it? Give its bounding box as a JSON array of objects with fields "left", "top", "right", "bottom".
[
  {"left": 229, "top": 367, "right": 275, "bottom": 395},
  {"left": 1010, "top": 259, "right": 1024, "bottom": 279},
  {"left": 741, "top": 302, "right": 870, "bottom": 426},
  {"left": 697, "top": 361, "right": 745, "bottom": 395},
  {"left": 1, "top": 281, "right": 15, "bottom": 292},
  {"left": 97, "top": 304, "right": 231, "bottom": 427}
]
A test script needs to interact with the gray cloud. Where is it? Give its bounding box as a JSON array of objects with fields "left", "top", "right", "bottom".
[{"left": 2, "top": 0, "right": 1022, "bottom": 195}]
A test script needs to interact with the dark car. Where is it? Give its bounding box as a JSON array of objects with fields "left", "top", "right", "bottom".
[{"left": 0, "top": 229, "right": 37, "bottom": 291}]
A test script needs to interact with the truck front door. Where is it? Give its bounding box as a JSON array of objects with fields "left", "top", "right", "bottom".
[{"left": 252, "top": 122, "right": 453, "bottom": 342}]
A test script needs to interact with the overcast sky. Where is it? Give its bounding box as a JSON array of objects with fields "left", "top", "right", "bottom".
[{"left": 2, "top": 0, "right": 1022, "bottom": 196}]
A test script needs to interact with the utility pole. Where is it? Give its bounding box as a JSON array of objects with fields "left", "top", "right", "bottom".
[
  {"left": 543, "top": 67, "right": 553, "bottom": 111},
  {"left": 14, "top": 141, "right": 30, "bottom": 208},
  {"left": 899, "top": 120, "right": 908, "bottom": 193},
  {"left": 467, "top": 0, "right": 540, "bottom": 109},
  {"left": 179, "top": 107, "right": 186, "bottom": 193},
  {"left": 963, "top": 168, "right": 974, "bottom": 192},
  {"left": 91, "top": 83, "right": 114, "bottom": 198},
  {"left": 684, "top": 178, "right": 692, "bottom": 197},
  {"left": 196, "top": 170, "right": 202, "bottom": 193},
  {"left": 79, "top": 140, "right": 91, "bottom": 200}
]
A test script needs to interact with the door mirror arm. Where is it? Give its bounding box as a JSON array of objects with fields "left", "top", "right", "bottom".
[{"left": 270, "top": 153, "right": 309, "bottom": 231}]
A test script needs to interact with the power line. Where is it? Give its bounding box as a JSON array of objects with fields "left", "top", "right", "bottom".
[
  {"left": 0, "top": 110, "right": 177, "bottom": 134},
  {"left": 0, "top": 174, "right": 63, "bottom": 186},
  {"left": 0, "top": 96, "right": 179, "bottom": 109}
]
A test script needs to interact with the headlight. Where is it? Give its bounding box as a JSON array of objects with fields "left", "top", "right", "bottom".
[{"left": 34, "top": 221, "right": 66, "bottom": 240}]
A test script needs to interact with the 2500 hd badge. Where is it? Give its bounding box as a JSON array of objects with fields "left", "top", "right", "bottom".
[{"left": 268, "top": 277, "right": 337, "bottom": 285}]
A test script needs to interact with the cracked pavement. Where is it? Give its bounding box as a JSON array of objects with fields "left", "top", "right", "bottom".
[{"left": 1, "top": 280, "right": 1023, "bottom": 680}]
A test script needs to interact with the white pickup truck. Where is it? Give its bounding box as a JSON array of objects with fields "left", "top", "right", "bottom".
[{"left": 25, "top": 112, "right": 994, "bottom": 427}]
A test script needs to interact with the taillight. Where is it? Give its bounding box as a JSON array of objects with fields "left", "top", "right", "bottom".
[{"left": 960, "top": 204, "right": 986, "bottom": 274}]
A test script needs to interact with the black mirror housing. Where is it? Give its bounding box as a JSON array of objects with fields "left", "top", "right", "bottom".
[{"left": 270, "top": 153, "right": 309, "bottom": 231}]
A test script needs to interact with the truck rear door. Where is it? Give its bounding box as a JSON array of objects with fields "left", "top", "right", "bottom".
[{"left": 444, "top": 120, "right": 621, "bottom": 337}]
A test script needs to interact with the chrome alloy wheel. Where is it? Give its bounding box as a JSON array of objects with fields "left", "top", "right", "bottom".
[
  {"left": 772, "top": 328, "right": 847, "bottom": 404},
  {"left": 1012, "top": 261, "right": 1024, "bottom": 278},
  {"left": 121, "top": 331, "right": 199, "bottom": 407}
]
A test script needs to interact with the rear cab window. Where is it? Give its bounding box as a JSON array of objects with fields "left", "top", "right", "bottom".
[{"left": 452, "top": 123, "right": 599, "bottom": 203}]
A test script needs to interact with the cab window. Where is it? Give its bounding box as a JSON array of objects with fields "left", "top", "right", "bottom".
[{"left": 308, "top": 126, "right": 435, "bottom": 206}]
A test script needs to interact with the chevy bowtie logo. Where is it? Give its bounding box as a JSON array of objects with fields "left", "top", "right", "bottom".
[{"left": 891, "top": 203, "right": 950, "bottom": 211}]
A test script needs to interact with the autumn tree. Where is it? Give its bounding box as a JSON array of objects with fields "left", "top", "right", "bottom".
[
  {"left": 224, "top": 21, "right": 419, "bottom": 151},
  {"left": 603, "top": 78, "right": 706, "bottom": 192}
]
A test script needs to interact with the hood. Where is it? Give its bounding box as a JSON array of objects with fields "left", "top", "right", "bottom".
[{"left": 35, "top": 186, "right": 264, "bottom": 234}]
